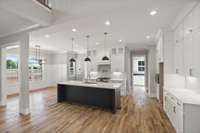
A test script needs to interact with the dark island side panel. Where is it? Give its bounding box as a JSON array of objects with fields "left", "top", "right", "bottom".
[{"left": 57, "top": 84, "right": 117, "bottom": 113}]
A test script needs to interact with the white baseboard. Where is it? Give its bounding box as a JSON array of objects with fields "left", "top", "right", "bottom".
[
  {"left": 19, "top": 108, "right": 30, "bottom": 115},
  {"left": 149, "top": 93, "right": 157, "bottom": 98},
  {"left": 0, "top": 100, "right": 6, "bottom": 106}
]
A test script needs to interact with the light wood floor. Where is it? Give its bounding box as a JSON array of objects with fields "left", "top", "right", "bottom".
[{"left": 0, "top": 86, "right": 176, "bottom": 133}]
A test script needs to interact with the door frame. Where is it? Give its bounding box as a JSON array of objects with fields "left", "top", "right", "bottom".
[{"left": 131, "top": 50, "right": 148, "bottom": 92}]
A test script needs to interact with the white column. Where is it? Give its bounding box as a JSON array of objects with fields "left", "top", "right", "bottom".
[
  {"left": 0, "top": 47, "right": 7, "bottom": 106},
  {"left": 19, "top": 33, "right": 30, "bottom": 115}
]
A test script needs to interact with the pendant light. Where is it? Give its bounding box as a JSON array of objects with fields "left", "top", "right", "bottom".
[
  {"left": 102, "top": 32, "right": 109, "bottom": 60},
  {"left": 84, "top": 35, "right": 91, "bottom": 62},
  {"left": 69, "top": 38, "right": 76, "bottom": 62}
]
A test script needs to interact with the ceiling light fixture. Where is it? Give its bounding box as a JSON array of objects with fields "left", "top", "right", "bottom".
[
  {"left": 105, "top": 21, "right": 111, "bottom": 26},
  {"left": 150, "top": 10, "right": 157, "bottom": 16},
  {"left": 72, "top": 28, "right": 77, "bottom": 32},
  {"left": 45, "top": 34, "right": 50, "bottom": 38},
  {"left": 146, "top": 35, "right": 151, "bottom": 39},
  {"left": 119, "top": 39, "right": 122, "bottom": 42}
]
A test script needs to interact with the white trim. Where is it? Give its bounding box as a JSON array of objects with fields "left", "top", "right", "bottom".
[
  {"left": 0, "top": 101, "right": 6, "bottom": 106},
  {"left": 149, "top": 93, "right": 157, "bottom": 98},
  {"left": 19, "top": 108, "right": 30, "bottom": 115}
]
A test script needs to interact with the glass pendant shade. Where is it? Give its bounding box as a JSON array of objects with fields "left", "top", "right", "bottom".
[
  {"left": 70, "top": 58, "right": 76, "bottom": 62},
  {"left": 102, "top": 32, "right": 109, "bottom": 61},
  {"left": 84, "top": 35, "right": 91, "bottom": 62},
  {"left": 84, "top": 57, "right": 91, "bottom": 62},
  {"left": 69, "top": 38, "right": 76, "bottom": 62},
  {"left": 102, "top": 56, "right": 109, "bottom": 61}
]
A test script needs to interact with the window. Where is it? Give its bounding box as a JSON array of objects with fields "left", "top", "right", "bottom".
[
  {"left": 6, "top": 55, "right": 43, "bottom": 83},
  {"left": 138, "top": 61, "right": 145, "bottom": 66},
  {"left": 6, "top": 55, "right": 18, "bottom": 84},
  {"left": 138, "top": 61, "right": 145, "bottom": 72},
  {"left": 138, "top": 67, "right": 145, "bottom": 72},
  {"left": 29, "top": 57, "right": 43, "bottom": 81}
]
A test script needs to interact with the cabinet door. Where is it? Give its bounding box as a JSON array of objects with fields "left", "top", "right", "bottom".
[
  {"left": 184, "top": 12, "right": 193, "bottom": 38},
  {"left": 111, "top": 53, "right": 124, "bottom": 72},
  {"left": 111, "top": 55, "right": 117, "bottom": 72},
  {"left": 193, "top": 4, "right": 200, "bottom": 30},
  {"left": 172, "top": 103, "right": 179, "bottom": 132},
  {"left": 164, "top": 95, "right": 170, "bottom": 116},
  {"left": 192, "top": 29, "right": 200, "bottom": 78},
  {"left": 157, "top": 38, "right": 163, "bottom": 62},
  {"left": 176, "top": 105, "right": 183, "bottom": 133},
  {"left": 174, "top": 40, "right": 184, "bottom": 75},
  {"left": 183, "top": 34, "right": 193, "bottom": 76},
  {"left": 175, "top": 23, "right": 184, "bottom": 42}
]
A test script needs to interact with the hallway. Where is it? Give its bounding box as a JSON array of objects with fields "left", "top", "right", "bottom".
[{"left": 0, "top": 87, "right": 175, "bottom": 133}]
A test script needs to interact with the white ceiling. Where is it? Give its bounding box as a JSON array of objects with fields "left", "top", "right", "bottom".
[
  {"left": 0, "top": 8, "right": 36, "bottom": 37},
  {"left": 30, "top": 0, "right": 192, "bottom": 52}
]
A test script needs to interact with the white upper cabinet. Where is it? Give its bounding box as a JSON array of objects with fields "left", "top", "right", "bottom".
[
  {"left": 174, "top": 23, "right": 184, "bottom": 75},
  {"left": 111, "top": 47, "right": 125, "bottom": 72},
  {"left": 193, "top": 4, "right": 200, "bottom": 30},
  {"left": 184, "top": 12, "right": 193, "bottom": 38},
  {"left": 175, "top": 23, "right": 184, "bottom": 42},
  {"left": 156, "top": 36, "right": 164, "bottom": 63},
  {"left": 183, "top": 31, "right": 193, "bottom": 76},
  {"left": 174, "top": 40, "right": 184, "bottom": 75},
  {"left": 192, "top": 29, "right": 200, "bottom": 78},
  {"left": 173, "top": 4, "right": 200, "bottom": 77}
]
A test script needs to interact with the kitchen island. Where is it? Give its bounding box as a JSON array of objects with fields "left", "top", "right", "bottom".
[{"left": 57, "top": 81, "right": 121, "bottom": 113}]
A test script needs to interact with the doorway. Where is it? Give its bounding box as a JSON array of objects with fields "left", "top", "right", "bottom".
[{"left": 132, "top": 56, "right": 146, "bottom": 88}]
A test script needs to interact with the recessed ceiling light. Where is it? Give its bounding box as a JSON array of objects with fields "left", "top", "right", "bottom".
[
  {"left": 150, "top": 10, "right": 157, "bottom": 16},
  {"left": 72, "top": 28, "right": 77, "bottom": 32},
  {"left": 119, "top": 40, "right": 122, "bottom": 42},
  {"left": 146, "top": 35, "right": 151, "bottom": 39},
  {"left": 105, "top": 20, "right": 111, "bottom": 26},
  {"left": 96, "top": 42, "right": 99, "bottom": 45},
  {"left": 45, "top": 34, "right": 50, "bottom": 38}
]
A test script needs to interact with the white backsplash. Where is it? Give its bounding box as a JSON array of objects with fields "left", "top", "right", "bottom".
[
  {"left": 164, "top": 74, "right": 185, "bottom": 89},
  {"left": 186, "top": 77, "right": 200, "bottom": 94},
  {"left": 89, "top": 71, "right": 126, "bottom": 80}
]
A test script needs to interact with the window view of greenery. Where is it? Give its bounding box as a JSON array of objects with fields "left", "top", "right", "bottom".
[
  {"left": 29, "top": 57, "right": 43, "bottom": 81},
  {"left": 6, "top": 55, "right": 18, "bottom": 84},
  {"left": 6, "top": 55, "right": 43, "bottom": 84}
]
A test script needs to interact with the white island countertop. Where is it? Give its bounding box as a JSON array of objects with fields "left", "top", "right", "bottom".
[
  {"left": 166, "top": 88, "right": 200, "bottom": 105},
  {"left": 58, "top": 81, "right": 122, "bottom": 90}
]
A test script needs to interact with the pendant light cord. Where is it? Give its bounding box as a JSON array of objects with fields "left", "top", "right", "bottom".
[
  {"left": 72, "top": 38, "right": 74, "bottom": 52},
  {"left": 86, "top": 35, "right": 89, "bottom": 57},
  {"left": 104, "top": 32, "right": 107, "bottom": 56}
]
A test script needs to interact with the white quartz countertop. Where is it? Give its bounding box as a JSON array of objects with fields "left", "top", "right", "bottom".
[
  {"left": 58, "top": 81, "right": 122, "bottom": 90},
  {"left": 166, "top": 88, "right": 200, "bottom": 105}
]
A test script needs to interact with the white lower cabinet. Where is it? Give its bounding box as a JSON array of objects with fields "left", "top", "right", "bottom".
[
  {"left": 164, "top": 92, "right": 183, "bottom": 133},
  {"left": 176, "top": 104, "right": 183, "bottom": 133},
  {"left": 164, "top": 91, "right": 200, "bottom": 133}
]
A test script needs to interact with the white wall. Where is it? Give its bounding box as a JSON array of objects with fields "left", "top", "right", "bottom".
[
  {"left": 124, "top": 47, "right": 131, "bottom": 93},
  {"left": 147, "top": 46, "right": 157, "bottom": 97}
]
